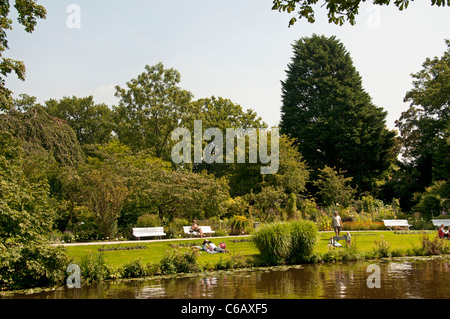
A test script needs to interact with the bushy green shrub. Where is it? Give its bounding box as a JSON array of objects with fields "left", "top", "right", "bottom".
[
  {"left": 121, "top": 259, "right": 148, "bottom": 278},
  {"left": 252, "top": 220, "right": 318, "bottom": 265},
  {"left": 136, "top": 214, "right": 161, "bottom": 227},
  {"left": 0, "top": 243, "right": 68, "bottom": 290},
  {"left": 230, "top": 215, "right": 251, "bottom": 235},
  {"left": 165, "top": 218, "right": 190, "bottom": 238},
  {"left": 159, "top": 248, "right": 201, "bottom": 274},
  {"left": 320, "top": 245, "right": 366, "bottom": 263},
  {"left": 252, "top": 222, "right": 292, "bottom": 265},
  {"left": 288, "top": 220, "right": 318, "bottom": 263},
  {"left": 420, "top": 234, "right": 450, "bottom": 255},
  {"left": 61, "top": 230, "right": 75, "bottom": 243},
  {"left": 373, "top": 235, "right": 391, "bottom": 258},
  {"left": 79, "top": 251, "right": 110, "bottom": 282},
  {"left": 312, "top": 212, "right": 332, "bottom": 231}
]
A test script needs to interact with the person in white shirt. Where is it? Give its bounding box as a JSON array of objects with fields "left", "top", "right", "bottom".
[{"left": 332, "top": 211, "right": 343, "bottom": 237}]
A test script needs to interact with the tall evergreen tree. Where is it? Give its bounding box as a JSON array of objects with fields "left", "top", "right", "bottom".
[{"left": 280, "top": 34, "right": 397, "bottom": 194}]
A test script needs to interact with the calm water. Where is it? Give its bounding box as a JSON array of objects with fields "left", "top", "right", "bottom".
[{"left": 3, "top": 256, "right": 450, "bottom": 299}]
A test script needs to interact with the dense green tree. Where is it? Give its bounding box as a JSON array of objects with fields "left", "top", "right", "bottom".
[
  {"left": 78, "top": 162, "right": 128, "bottom": 239},
  {"left": 271, "top": 0, "right": 449, "bottom": 27},
  {"left": 113, "top": 63, "right": 195, "bottom": 159},
  {"left": 0, "top": 0, "right": 46, "bottom": 109},
  {"left": 44, "top": 95, "right": 114, "bottom": 145},
  {"left": 80, "top": 142, "right": 230, "bottom": 231},
  {"left": 251, "top": 186, "right": 287, "bottom": 222},
  {"left": 0, "top": 131, "right": 67, "bottom": 290},
  {"left": 280, "top": 34, "right": 397, "bottom": 194},
  {"left": 412, "top": 180, "right": 449, "bottom": 220},
  {"left": 12, "top": 93, "right": 38, "bottom": 112},
  {"left": 313, "top": 165, "right": 355, "bottom": 207},
  {"left": 193, "top": 96, "right": 264, "bottom": 131},
  {"left": 0, "top": 106, "right": 85, "bottom": 166},
  {"left": 396, "top": 40, "right": 450, "bottom": 189},
  {"left": 226, "top": 134, "right": 309, "bottom": 197},
  {"left": 191, "top": 96, "right": 265, "bottom": 177}
]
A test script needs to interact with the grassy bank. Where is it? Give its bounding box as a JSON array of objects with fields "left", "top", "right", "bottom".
[{"left": 65, "top": 230, "right": 449, "bottom": 273}]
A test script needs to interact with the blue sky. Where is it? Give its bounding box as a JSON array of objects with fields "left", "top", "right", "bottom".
[{"left": 4, "top": 0, "right": 450, "bottom": 129}]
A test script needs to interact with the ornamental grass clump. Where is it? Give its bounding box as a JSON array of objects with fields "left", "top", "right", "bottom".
[
  {"left": 252, "top": 222, "right": 292, "bottom": 265},
  {"left": 288, "top": 220, "right": 318, "bottom": 263},
  {"left": 252, "top": 220, "right": 318, "bottom": 265}
]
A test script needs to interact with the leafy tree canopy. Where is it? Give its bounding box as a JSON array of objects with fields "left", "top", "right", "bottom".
[
  {"left": 396, "top": 39, "right": 450, "bottom": 187},
  {"left": 271, "top": 0, "right": 449, "bottom": 27},
  {"left": 113, "top": 62, "right": 195, "bottom": 160},
  {"left": 0, "top": 0, "right": 46, "bottom": 109},
  {"left": 0, "top": 106, "right": 85, "bottom": 166},
  {"left": 44, "top": 95, "right": 114, "bottom": 145}
]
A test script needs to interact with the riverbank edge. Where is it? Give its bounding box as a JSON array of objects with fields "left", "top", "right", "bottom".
[
  {"left": 1, "top": 231, "right": 449, "bottom": 297},
  {"left": 1, "top": 254, "right": 449, "bottom": 298}
]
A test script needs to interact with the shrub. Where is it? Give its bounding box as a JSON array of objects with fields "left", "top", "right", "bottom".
[
  {"left": 0, "top": 243, "right": 68, "bottom": 290},
  {"left": 297, "top": 198, "right": 319, "bottom": 219},
  {"left": 121, "top": 259, "right": 148, "bottom": 278},
  {"left": 320, "top": 245, "right": 365, "bottom": 263},
  {"left": 136, "top": 214, "right": 161, "bottom": 227},
  {"left": 61, "top": 230, "right": 75, "bottom": 243},
  {"left": 252, "top": 220, "right": 318, "bottom": 265},
  {"left": 252, "top": 222, "right": 292, "bottom": 265},
  {"left": 159, "top": 248, "right": 201, "bottom": 274},
  {"left": 314, "top": 213, "right": 332, "bottom": 231},
  {"left": 410, "top": 218, "right": 434, "bottom": 230},
  {"left": 166, "top": 218, "right": 190, "bottom": 239},
  {"left": 420, "top": 234, "right": 449, "bottom": 255},
  {"left": 288, "top": 220, "right": 317, "bottom": 263},
  {"left": 230, "top": 215, "right": 251, "bottom": 235},
  {"left": 79, "top": 251, "right": 110, "bottom": 282},
  {"left": 373, "top": 236, "right": 391, "bottom": 258},
  {"left": 225, "top": 253, "right": 252, "bottom": 269}
]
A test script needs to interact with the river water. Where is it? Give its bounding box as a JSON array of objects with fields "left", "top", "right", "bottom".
[{"left": 2, "top": 256, "right": 450, "bottom": 299}]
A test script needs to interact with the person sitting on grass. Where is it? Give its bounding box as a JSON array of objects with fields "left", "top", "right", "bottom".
[
  {"left": 438, "top": 224, "right": 446, "bottom": 239},
  {"left": 328, "top": 237, "right": 342, "bottom": 248},
  {"left": 201, "top": 240, "right": 229, "bottom": 253}
]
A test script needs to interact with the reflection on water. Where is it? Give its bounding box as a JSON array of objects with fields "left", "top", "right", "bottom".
[{"left": 3, "top": 257, "right": 450, "bottom": 299}]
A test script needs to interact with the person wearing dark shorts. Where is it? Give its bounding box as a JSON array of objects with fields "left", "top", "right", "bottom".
[{"left": 332, "top": 211, "right": 342, "bottom": 237}]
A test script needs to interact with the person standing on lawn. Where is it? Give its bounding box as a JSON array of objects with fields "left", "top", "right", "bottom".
[{"left": 332, "top": 211, "right": 343, "bottom": 237}]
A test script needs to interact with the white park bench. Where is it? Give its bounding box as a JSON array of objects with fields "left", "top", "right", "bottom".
[
  {"left": 183, "top": 226, "right": 215, "bottom": 237},
  {"left": 132, "top": 227, "right": 166, "bottom": 240},
  {"left": 383, "top": 219, "right": 411, "bottom": 230},
  {"left": 431, "top": 219, "right": 450, "bottom": 228}
]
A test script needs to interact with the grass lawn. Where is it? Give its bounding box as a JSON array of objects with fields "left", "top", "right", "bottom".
[{"left": 64, "top": 230, "right": 439, "bottom": 269}]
